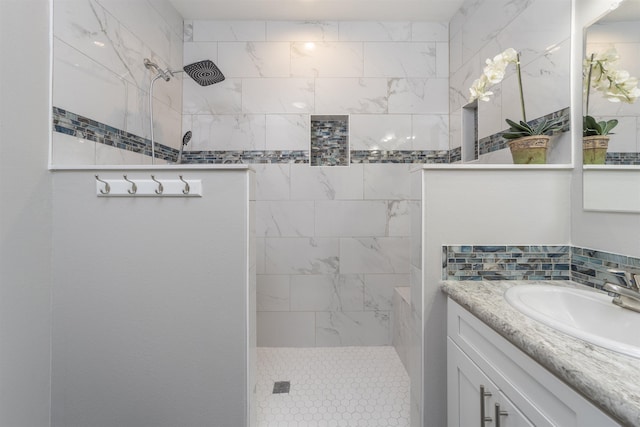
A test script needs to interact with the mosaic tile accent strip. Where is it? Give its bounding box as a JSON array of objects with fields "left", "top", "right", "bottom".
[
  {"left": 443, "top": 245, "right": 571, "bottom": 281},
  {"left": 52, "top": 107, "right": 178, "bottom": 162},
  {"left": 449, "top": 146, "right": 462, "bottom": 163},
  {"left": 181, "top": 150, "right": 310, "bottom": 164},
  {"left": 605, "top": 152, "right": 640, "bottom": 166},
  {"left": 571, "top": 246, "right": 640, "bottom": 289},
  {"left": 310, "top": 115, "right": 349, "bottom": 166},
  {"left": 350, "top": 150, "right": 450, "bottom": 164},
  {"left": 478, "top": 107, "right": 571, "bottom": 156}
]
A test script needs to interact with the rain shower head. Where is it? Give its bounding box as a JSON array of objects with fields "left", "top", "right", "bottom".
[{"left": 183, "top": 60, "right": 225, "bottom": 86}]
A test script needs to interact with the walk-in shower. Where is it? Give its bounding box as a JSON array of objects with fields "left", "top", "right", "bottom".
[{"left": 143, "top": 58, "right": 225, "bottom": 164}]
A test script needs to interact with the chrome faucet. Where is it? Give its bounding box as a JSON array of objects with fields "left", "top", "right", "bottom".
[{"left": 603, "top": 269, "right": 640, "bottom": 313}]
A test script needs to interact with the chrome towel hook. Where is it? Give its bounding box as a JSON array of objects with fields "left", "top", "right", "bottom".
[
  {"left": 151, "top": 175, "right": 163, "bottom": 195},
  {"left": 95, "top": 175, "right": 110, "bottom": 194},
  {"left": 123, "top": 174, "right": 137, "bottom": 194},
  {"left": 179, "top": 175, "right": 190, "bottom": 194}
]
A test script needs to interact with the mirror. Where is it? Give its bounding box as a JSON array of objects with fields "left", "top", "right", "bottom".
[{"left": 582, "top": 0, "right": 640, "bottom": 212}]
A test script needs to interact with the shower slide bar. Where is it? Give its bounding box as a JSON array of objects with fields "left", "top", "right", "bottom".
[{"left": 95, "top": 174, "right": 201, "bottom": 197}]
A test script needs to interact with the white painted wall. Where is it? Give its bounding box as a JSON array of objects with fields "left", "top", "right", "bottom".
[
  {"left": 572, "top": 0, "right": 640, "bottom": 258},
  {"left": 50, "top": 168, "right": 254, "bottom": 427},
  {"left": 0, "top": 1, "right": 53, "bottom": 426},
  {"left": 417, "top": 166, "right": 573, "bottom": 427}
]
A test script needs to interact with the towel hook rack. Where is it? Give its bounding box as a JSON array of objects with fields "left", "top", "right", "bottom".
[
  {"left": 123, "top": 174, "right": 137, "bottom": 194},
  {"left": 95, "top": 175, "right": 110, "bottom": 194},
  {"left": 150, "top": 175, "right": 163, "bottom": 195},
  {"left": 179, "top": 175, "right": 190, "bottom": 194}
]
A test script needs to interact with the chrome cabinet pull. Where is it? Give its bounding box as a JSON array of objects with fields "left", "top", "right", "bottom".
[
  {"left": 495, "top": 403, "right": 508, "bottom": 427},
  {"left": 480, "top": 385, "right": 492, "bottom": 426}
]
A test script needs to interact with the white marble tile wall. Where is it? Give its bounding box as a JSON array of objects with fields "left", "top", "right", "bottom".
[
  {"left": 253, "top": 164, "right": 415, "bottom": 347},
  {"left": 183, "top": 20, "right": 449, "bottom": 153},
  {"left": 52, "top": 0, "right": 183, "bottom": 165},
  {"left": 448, "top": 0, "right": 572, "bottom": 163},
  {"left": 182, "top": 20, "right": 448, "bottom": 347}
]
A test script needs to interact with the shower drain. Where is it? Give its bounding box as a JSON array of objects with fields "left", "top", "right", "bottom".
[{"left": 273, "top": 381, "right": 290, "bottom": 394}]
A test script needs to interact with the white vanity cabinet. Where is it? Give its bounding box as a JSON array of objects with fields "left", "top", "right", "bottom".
[{"left": 447, "top": 299, "right": 620, "bottom": 427}]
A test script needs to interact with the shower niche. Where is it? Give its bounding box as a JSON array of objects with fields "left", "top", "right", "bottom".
[{"left": 310, "top": 115, "right": 349, "bottom": 166}]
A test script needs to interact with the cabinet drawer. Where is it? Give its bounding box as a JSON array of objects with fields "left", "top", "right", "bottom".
[{"left": 447, "top": 299, "right": 619, "bottom": 427}]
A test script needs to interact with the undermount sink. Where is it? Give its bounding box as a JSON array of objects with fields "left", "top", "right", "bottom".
[{"left": 504, "top": 284, "right": 640, "bottom": 359}]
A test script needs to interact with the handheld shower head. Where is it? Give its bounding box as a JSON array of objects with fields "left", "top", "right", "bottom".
[{"left": 183, "top": 60, "right": 225, "bottom": 86}]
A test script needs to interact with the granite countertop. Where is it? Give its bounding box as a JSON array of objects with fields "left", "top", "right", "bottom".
[{"left": 441, "top": 280, "right": 640, "bottom": 427}]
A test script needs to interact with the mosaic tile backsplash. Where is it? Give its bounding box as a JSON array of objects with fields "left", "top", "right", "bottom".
[
  {"left": 444, "top": 245, "right": 571, "bottom": 281},
  {"left": 444, "top": 245, "right": 640, "bottom": 289}
]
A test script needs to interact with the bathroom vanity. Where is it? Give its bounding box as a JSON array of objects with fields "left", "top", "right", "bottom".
[{"left": 442, "top": 281, "right": 640, "bottom": 427}]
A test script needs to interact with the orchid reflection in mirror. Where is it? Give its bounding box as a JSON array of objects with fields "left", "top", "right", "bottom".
[
  {"left": 583, "top": 49, "right": 640, "bottom": 164},
  {"left": 583, "top": 115, "right": 618, "bottom": 164}
]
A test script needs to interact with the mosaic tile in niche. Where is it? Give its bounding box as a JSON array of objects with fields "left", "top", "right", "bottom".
[{"left": 310, "top": 115, "right": 349, "bottom": 167}]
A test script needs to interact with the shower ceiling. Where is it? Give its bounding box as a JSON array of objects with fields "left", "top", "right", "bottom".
[{"left": 167, "top": 0, "right": 465, "bottom": 21}]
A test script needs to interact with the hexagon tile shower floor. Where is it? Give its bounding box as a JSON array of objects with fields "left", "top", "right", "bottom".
[{"left": 256, "top": 346, "right": 410, "bottom": 427}]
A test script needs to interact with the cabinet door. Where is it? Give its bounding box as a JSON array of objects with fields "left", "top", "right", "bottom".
[
  {"left": 448, "top": 338, "right": 541, "bottom": 427},
  {"left": 447, "top": 338, "right": 499, "bottom": 427},
  {"left": 492, "top": 390, "right": 535, "bottom": 427}
]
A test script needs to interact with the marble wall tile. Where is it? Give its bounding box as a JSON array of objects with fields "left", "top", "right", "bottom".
[
  {"left": 183, "top": 41, "right": 218, "bottom": 64},
  {"left": 253, "top": 164, "right": 292, "bottom": 201},
  {"left": 257, "top": 275, "right": 290, "bottom": 311},
  {"left": 151, "top": 100, "right": 186, "bottom": 151},
  {"left": 315, "top": 201, "right": 388, "bottom": 237},
  {"left": 182, "top": 78, "right": 243, "bottom": 115},
  {"left": 500, "top": 38, "right": 571, "bottom": 126},
  {"left": 411, "top": 22, "right": 448, "bottom": 42},
  {"left": 340, "top": 237, "right": 410, "bottom": 274},
  {"left": 387, "top": 200, "right": 414, "bottom": 237},
  {"left": 55, "top": 0, "right": 147, "bottom": 88},
  {"left": 265, "top": 238, "right": 340, "bottom": 275},
  {"left": 52, "top": 132, "right": 96, "bottom": 165},
  {"left": 315, "top": 78, "right": 388, "bottom": 114},
  {"left": 290, "top": 164, "right": 364, "bottom": 200},
  {"left": 267, "top": 21, "right": 340, "bottom": 42},
  {"left": 290, "top": 274, "right": 365, "bottom": 312},
  {"left": 96, "top": 142, "right": 143, "bottom": 165},
  {"left": 146, "top": 0, "right": 184, "bottom": 42},
  {"left": 364, "top": 164, "right": 413, "bottom": 200},
  {"left": 53, "top": 39, "right": 127, "bottom": 131},
  {"left": 190, "top": 114, "right": 266, "bottom": 151},
  {"left": 364, "top": 274, "right": 410, "bottom": 311},
  {"left": 192, "top": 20, "right": 266, "bottom": 42},
  {"left": 243, "top": 78, "right": 315, "bottom": 113},
  {"left": 126, "top": 81, "right": 150, "bottom": 140},
  {"left": 409, "top": 199, "right": 422, "bottom": 270},
  {"left": 265, "top": 115, "right": 310, "bottom": 151},
  {"left": 95, "top": 0, "right": 182, "bottom": 67},
  {"left": 256, "top": 201, "right": 315, "bottom": 237},
  {"left": 388, "top": 78, "right": 449, "bottom": 114},
  {"left": 219, "top": 42, "right": 291, "bottom": 77},
  {"left": 412, "top": 114, "right": 449, "bottom": 151},
  {"left": 392, "top": 287, "right": 412, "bottom": 373},
  {"left": 607, "top": 118, "right": 639, "bottom": 152},
  {"left": 291, "top": 42, "right": 363, "bottom": 78},
  {"left": 436, "top": 42, "right": 449, "bottom": 78},
  {"left": 364, "top": 42, "right": 437, "bottom": 78},
  {"left": 257, "top": 312, "right": 316, "bottom": 347},
  {"left": 349, "top": 114, "right": 413, "bottom": 151},
  {"left": 339, "top": 22, "right": 411, "bottom": 42},
  {"left": 316, "top": 311, "right": 390, "bottom": 346},
  {"left": 257, "top": 238, "right": 266, "bottom": 274}
]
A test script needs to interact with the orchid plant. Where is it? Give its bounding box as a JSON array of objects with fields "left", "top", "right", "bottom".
[
  {"left": 583, "top": 48, "right": 640, "bottom": 136},
  {"left": 469, "top": 48, "right": 563, "bottom": 140}
]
